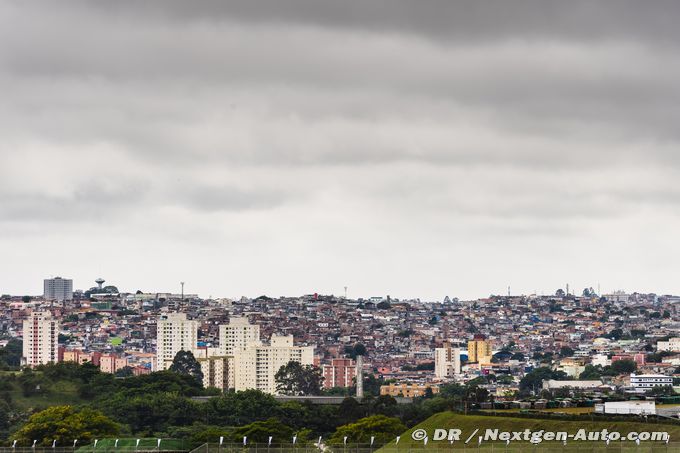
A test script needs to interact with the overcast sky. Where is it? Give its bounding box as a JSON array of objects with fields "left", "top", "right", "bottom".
[{"left": 2, "top": 1, "right": 680, "bottom": 300}]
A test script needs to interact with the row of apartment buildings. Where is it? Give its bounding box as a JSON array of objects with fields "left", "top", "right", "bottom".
[
  {"left": 22, "top": 311, "right": 353, "bottom": 395},
  {"left": 433, "top": 336, "right": 493, "bottom": 379},
  {"left": 156, "top": 313, "right": 315, "bottom": 392}
]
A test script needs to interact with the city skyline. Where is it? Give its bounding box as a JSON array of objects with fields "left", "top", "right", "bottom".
[
  {"left": 2, "top": 273, "right": 666, "bottom": 302},
  {"left": 2, "top": 1, "right": 680, "bottom": 300}
]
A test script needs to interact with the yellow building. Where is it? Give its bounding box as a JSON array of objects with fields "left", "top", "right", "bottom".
[
  {"left": 62, "top": 349, "right": 91, "bottom": 364},
  {"left": 380, "top": 383, "right": 439, "bottom": 398},
  {"left": 467, "top": 337, "right": 492, "bottom": 363}
]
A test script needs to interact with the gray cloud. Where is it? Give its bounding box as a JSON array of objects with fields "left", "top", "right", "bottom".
[
  {"left": 19, "top": 0, "right": 680, "bottom": 44},
  {"left": 1, "top": 1, "right": 680, "bottom": 299}
]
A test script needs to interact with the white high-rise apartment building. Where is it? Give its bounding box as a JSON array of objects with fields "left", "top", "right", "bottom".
[
  {"left": 43, "top": 277, "right": 73, "bottom": 301},
  {"left": 434, "top": 345, "right": 461, "bottom": 379},
  {"left": 195, "top": 347, "right": 231, "bottom": 391},
  {"left": 219, "top": 317, "right": 260, "bottom": 355},
  {"left": 234, "top": 335, "right": 314, "bottom": 394},
  {"left": 219, "top": 317, "right": 260, "bottom": 387},
  {"left": 156, "top": 313, "right": 198, "bottom": 371},
  {"left": 22, "top": 312, "right": 59, "bottom": 367}
]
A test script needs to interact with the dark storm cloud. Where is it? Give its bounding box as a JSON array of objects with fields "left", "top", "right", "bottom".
[{"left": 34, "top": 0, "right": 680, "bottom": 44}]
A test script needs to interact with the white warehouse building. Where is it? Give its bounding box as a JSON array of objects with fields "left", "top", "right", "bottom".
[{"left": 595, "top": 401, "right": 656, "bottom": 415}]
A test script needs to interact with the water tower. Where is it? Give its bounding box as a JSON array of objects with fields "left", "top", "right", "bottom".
[{"left": 95, "top": 278, "right": 105, "bottom": 290}]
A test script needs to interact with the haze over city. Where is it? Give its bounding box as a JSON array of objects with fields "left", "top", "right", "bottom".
[{"left": 2, "top": 1, "right": 680, "bottom": 300}]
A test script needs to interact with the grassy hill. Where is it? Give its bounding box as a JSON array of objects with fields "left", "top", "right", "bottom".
[{"left": 378, "top": 412, "right": 680, "bottom": 452}]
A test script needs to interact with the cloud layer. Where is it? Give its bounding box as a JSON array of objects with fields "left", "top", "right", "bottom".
[{"left": 1, "top": 1, "right": 679, "bottom": 299}]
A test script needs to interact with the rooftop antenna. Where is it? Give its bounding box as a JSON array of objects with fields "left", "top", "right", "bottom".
[{"left": 180, "top": 282, "right": 185, "bottom": 300}]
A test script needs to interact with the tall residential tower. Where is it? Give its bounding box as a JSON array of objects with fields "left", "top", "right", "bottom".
[
  {"left": 22, "top": 312, "right": 59, "bottom": 367},
  {"left": 156, "top": 313, "right": 198, "bottom": 371}
]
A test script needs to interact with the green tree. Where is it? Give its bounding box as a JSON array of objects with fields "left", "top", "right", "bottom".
[
  {"left": 0, "top": 338, "right": 22, "bottom": 369},
  {"left": 559, "top": 346, "right": 574, "bottom": 357},
  {"left": 519, "top": 367, "right": 569, "bottom": 394},
  {"left": 345, "top": 343, "right": 368, "bottom": 360},
  {"left": 231, "top": 418, "right": 295, "bottom": 444},
  {"left": 647, "top": 385, "right": 675, "bottom": 397},
  {"left": 114, "top": 370, "right": 203, "bottom": 397},
  {"left": 630, "top": 329, "right": 647, "bottom": 338},
  {"left": 169, "top": 350, "right": 204, "bottom": 385},
  {"left": 328, "top": 415, "right": 405, "bottom": 447},
  {"left": 496, "top": 374, "right": 514, "bottom": 385},
  {"left": 611, "top": 359, "right": 637, "bottom": 374},
  {"left": 0, "top": 399, "right": 10, "bottom": 438},
  {"left": 187, "top": 426, "right": 233, "bottom": 444},
  {"left": 104, "top": 392, "right": 201, "bottom": 434},
  {"left": 114, "top": 366, "right": 134, "bottom": 378},
  {"left": 579, "top": 365, "right": 602, "bottom": 380},
  {"left": 205, "top": 390, "right": 280, "bottom": 426},
  {"left": 465, "top": 384, "right": 489, "bottom": 403},
  {"left": 605, "top": 329, "right": 624, "bottom": 341},
  {"left": 466, "top": 377, "right": 487, "bottom": 387},
  {"left": 12, "top": 406, "right": 119, "bottom": 446},
  {"left": 438, "top": 383, "right": 466, "bottom": 399},
  {"left": 277, "top": 401, "right": 313, "bottom": 430},
  {"left": 368, "top": 395, "right": 398, "bottom": 416},
  {"left": 337, "top": 397, "right": 367, "bottom": 425},
  {"left": 275, "top": 361, "right": 324, "bottom": 396}
]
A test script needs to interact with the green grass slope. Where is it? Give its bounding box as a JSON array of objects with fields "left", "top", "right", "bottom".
[{"left": 378, "top": 412, "right": 680, "bottom": 452}]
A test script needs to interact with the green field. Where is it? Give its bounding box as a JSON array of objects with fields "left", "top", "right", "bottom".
[
  {"left": 480, "top": 408, "right": 595, "bottom": 415},
  {"left": 377, "top": 412, "right": 680, "bottom": 452}
]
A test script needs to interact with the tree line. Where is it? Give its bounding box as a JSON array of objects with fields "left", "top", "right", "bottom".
[{"left": 0, "top": 360, "right": 468, "bottom": 448}]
